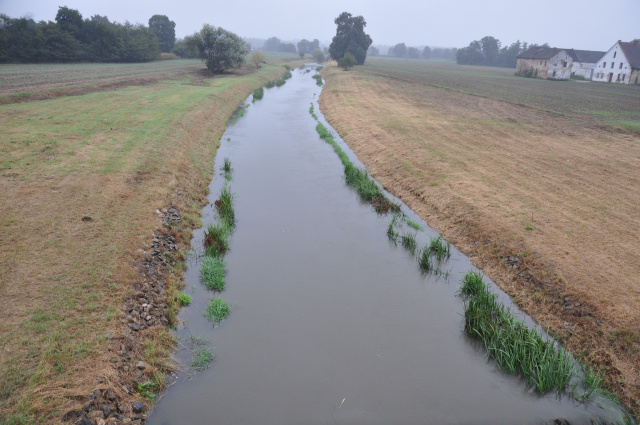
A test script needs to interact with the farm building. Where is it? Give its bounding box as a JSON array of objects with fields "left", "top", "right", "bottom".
[
  {"left": 516, "top": 47, "right": 605, "bottom": 80},
  {"left": 592, "top": 40, "right": 640, "bottom": 85}
]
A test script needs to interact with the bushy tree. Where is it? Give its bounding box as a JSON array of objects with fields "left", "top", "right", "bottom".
[
  {"left": 278, "top": 42, "right": 296, "bottom": 53},
  {"left": 391, "top": 43, "right": 406, "bottom": 58},
  {"left": 263, "top": 36, "right": 280, "bottom": 51},
  {"left": 367, "top": 46, "right": 379, "bottom": 56},
  {"left": 337, "top": 52, "right": 356, "bottom": 70},
  {"left": 329, "top": 12, "right": 372, "bottom": 65},
  {"left": 148, "top": 14, "right": 176, "bottom": 52},
  {"left": 297, "top": 38, "right": 319, "bottom": 54},
  {"left": 186, "top": 24, "right": 248, "bottom": 73},
  {"left": 422, "top": 46, "right": 431, "bottom": 59},
  {"left": 312, "top": 48, "right": 325, "bottom": 63},
  {"left": 172, "top": 38, "right": 198, "bottom": 58},
  {"left": 251, "top": 50, "right": 265, "bottom": 68},
  {"left": 407, "top": 46, "right": 420, "bottom": 59}
]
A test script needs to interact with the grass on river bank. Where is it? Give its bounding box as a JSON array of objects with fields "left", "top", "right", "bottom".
[{"left": 0, "top": 55, "right": 303, "bottom": 423}]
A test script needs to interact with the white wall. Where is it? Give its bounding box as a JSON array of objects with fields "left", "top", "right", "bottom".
[
  {"left": 571, "top": 61, "right": 597, "bottom": 80},
  {"left": 592, "top": 43, "right": 632, "bottom": 84},
  {"left": 548, "top": 51, "right": 573, "bottom": 79}
]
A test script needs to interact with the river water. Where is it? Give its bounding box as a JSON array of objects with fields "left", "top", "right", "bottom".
[{"left": 146, "top": 65, "right": 623, "bottom": 425}]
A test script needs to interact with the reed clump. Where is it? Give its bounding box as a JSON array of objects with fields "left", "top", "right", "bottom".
[
  {"left": 200, "top": 256, "right": 226, "bottom": 291},
  {"left": 204, "top": 297, "right": 230, "bottom": 324}
]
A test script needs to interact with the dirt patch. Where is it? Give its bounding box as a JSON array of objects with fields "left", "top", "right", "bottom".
[{"left": 319, "top": 63, "right": 640, "bottom": 419}]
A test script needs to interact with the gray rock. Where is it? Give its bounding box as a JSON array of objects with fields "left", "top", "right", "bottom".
[{"left": 132, "top": 401, "right": 145, "bottom": 413}]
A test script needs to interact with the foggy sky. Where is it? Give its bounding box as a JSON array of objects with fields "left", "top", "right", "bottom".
[{"left": 1, "top": 0, "right": 638, "bottom": 51}]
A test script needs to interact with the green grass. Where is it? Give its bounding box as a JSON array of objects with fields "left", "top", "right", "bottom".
[
  {"left": 313, "top": 120, "right": 397, "bottom": 213},
  {"left": 252, "top": 87, "right": 264, "bottom": 101},
  {"left": 265, "top": 80, "right": 275, "bottom": 88},
  {"left": 203, "top": 221, "right": 232, "bottom": 256},
  {"left": 176, "top": 291, "right": 191, "bottom": 306},
  {"left": 428, "top": 236, "right": 451, "bottom": 261},
  {"left": 222, "top": 157, "right": 232, "bottom": 174},
  {"left": 204, "top": 297, "right": 230, "bottom": 324},
  {"left": 387, "top": 213, "right": 400, "bottom": 243},
  {"left": 459, "top": 271, "right": 576, "bottom": 393},
  {"left": 224, "top": 171, "right": 232, "bottom": 181},
  {"left": 200, "top": 256, "right": 226, "bottom": 291},
  {"left": 191, "top": 347, "right": 215, "bottom": 371},
  {"left": 275, "top": 78, "right": 286, "bottom": 87},
  {"left": 401, "top": 232, "right": 418, "bottom": 254},
  {"left": 406, "top": 219, "right": 423, "bottom": 231},
  {"left": 418, "top": 248, "right": 432, "bottom": 272},
  {"left": 215, "top": 185, "right": 235, "bottom": 226},
  {"left": 312, "top": 74, "right": 323, "bottom": 86}
]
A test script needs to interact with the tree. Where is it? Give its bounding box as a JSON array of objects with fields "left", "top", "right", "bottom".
[
  {"left": 263, "top": 36, "right": 280, "bottom": 51},
  {"left": 391, "top": 43, "right": 406, "bottom": 58},
  {"left": 251, "top": 50, "right": 265, "bottom": 68},
  {"left": 337, "top": 52, "right": 356, "bottom": 70},
  {"left": 278, "top": 42, "right": 296, "bottom": 53},
  {"left": 367, "top": 46, "right": 379, "bottom": 56},
  {"left": 480, "top": 36, "right": 500, "bottom": 65},
  {"left": 185, "top": 24, "right": 248, "bottom": 73},
  {"left": 329, "top": 12, "right": 372, "bottom": 65},
  {"left": 299, "top": 51, "right": 304, "bottom": 59},
  {"left": 422, "top": 46, "right": 431, "bottom": 59},
  {"left": 55, "top": 6, "right": 83, "bottom": 37},
  {"left": 312, "top": 48, "right": 325, "bottom": 63},
  {"left": 407, "top": 46, "right": 420, "bottom": 59},
  {"left": 148, "top": 14, "right": 175, "bottom": 52},
  {"left": 297, "top": 38, "right": 319, "bottom": 55}
]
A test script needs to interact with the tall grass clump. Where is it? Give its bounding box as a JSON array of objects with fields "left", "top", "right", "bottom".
[
  {"left": 200, "top": 256, "right": 226, "bottom": 291},
  {"left": 204, "top": 297, "right": 230, "bottom": 324},
  {"left": 387, "top": 213, "right": 400, "bottom": 243},
  {"left": 275, "top": 78, "right": 286, "bottom": 87},
  {"left": 215, "top": 186, "right": 235, "bottom": 226},
  {"left": 428, "top": 236, "right": 451, "bottom": 261},
  {"left": 191, "top": 347, "right": 215, "bottom": 371},
  {"left": 223, "top": 157, "right": 232, "bottom": 173},
  {"left": 406, "top": 219, "right": 423, "bottom": 231},
  {"left": 401, "top": 232, "right": 418, "bottom": 254},
  {"left": 265, "top": 80, "right": 275, "bottom": 89},
  {"left": 252, "top": 87, "right": 264, "bottom": 101},
  {"left": 312, "top": 74, "right": 323, "bottom": 86},
  {"left": 460, "top": 271, "right": 574, "bottom": 393},
  {"left": 283, "top": 70, "right": 292, "bottom": 80},
  {"left": 316, "top": 66, "right": 324, "bottom": 71},
  {"left": 314, "top": 121, "right": 398, "bottom": 212},
  {"left": 418, "top": 248, "right": 432, "bottom": 272},
  {"left": 458, "top": 271, "right": 484, "bottom": 297},
  {"left": 203, "top": 221, "right": 232, "bottom": 256}
]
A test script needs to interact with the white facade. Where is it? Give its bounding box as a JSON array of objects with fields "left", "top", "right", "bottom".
[
  {"left": 592, "top": 42, "right": 632, "bottom": 84},
  {"left": 571, "top": 61, "right": 597, "bottom": 80},
  {"left": 547, "top": 51, "right": 573, "bottom": 79}
]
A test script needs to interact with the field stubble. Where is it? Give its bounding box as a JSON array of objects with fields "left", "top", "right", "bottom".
[
  {"left": 319, "top": 59, "right": 640, "bottom": 418},
  {"left": 0, "top": 56, "right": 302, "bottom": 423}
]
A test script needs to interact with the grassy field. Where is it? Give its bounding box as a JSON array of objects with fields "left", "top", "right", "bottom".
[
  {"left": 0, "top": 54, "right": 301, "bottom": 424},
  {"left": 361, "top": 57, "right": 640, "bottom": 129},
  {"left": 319, "top": 58, "right": 640, "bottom": 418}
]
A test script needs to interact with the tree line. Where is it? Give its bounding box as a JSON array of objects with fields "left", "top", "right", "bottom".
[
  {"left": 456, "top": 36, "right": 548, "bottom": 68},
  {"left": 378, "top": 44, "right": 457, "bottom": 60},
  {"left": 0, "top": 7, "right": 176, "bottom": 63}
]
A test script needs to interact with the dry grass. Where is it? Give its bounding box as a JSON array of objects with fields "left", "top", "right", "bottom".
[
  {"left": 0, "top": 57, "right": 301, "bottom": 423},
  {"left": 319, "top": 61, "right": 640, "bottom": 418}
]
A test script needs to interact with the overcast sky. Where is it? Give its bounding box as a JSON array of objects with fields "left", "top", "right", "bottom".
[{"left": 1, "top": 0, "right": 638, "bottom": 51}]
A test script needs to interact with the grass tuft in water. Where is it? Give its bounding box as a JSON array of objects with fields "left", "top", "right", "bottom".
[
  {"left": 265, "top": 80, "right": 275, "bottom": 89},
  {"left": 224, "top": 171, "right": 232, "bottom": 181},
  {"left": 428, "top": 236, "right": 451, "bottom": 261},
  {"left": 312, "top": 74, "right": 323, "bottom": 86},
  {"left": 387, "top": 214, "right": 399, "bottom": 243},
  {"left": 418, "top": 247, "right": 432, "bottom": 272},
  {"left": 252, "top": 87, "right": 264, "bottom": 101},
  {"left": 204, "top": 297, "right": 230, "bottom": 324},
  {"left": 200, "top": 256, "right": 226, "bottom": 291},
  {"left": 191, "top": 347, "right": 215, "bottom": 371},
  {"left": 406, "top": 219, "right": 423, "bottom": 231},
  {"left": 222, "top": 157, "right": 232, "bottom": 174},
  {"left": 460, "top": 272, "right": 575, "bottom": 393},
  {"left": 401, "top": 232, "right": 418, "bottom": 254},
  {"left": 203, "top": 221, "right": 232, "bottom": 256},
  {"left": 215, "top": 186, "right": 235, "bottom": 226},
  {"left": 458, "top": 271, "right": 485, "bottom": 297},
  {"left": 176, "top": 291, "right": 191, "bottom": 306}
]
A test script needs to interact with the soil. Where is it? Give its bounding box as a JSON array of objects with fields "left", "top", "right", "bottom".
[{"left": 319, "top": 63, "right": 640, "bottom": 419}]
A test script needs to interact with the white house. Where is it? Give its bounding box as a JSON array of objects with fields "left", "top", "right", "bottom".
[
  {"left": 592, "top": 40, "right": 640, "bottom": 85},
  {"left": 570, "top": 50, "right": 606, "bottom": 80}
]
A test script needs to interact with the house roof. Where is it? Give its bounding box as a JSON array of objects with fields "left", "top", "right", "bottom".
[
  {"left": 572, "top": 50, "right": 605, "bottom": 63},
  {"left": 518, "top": 47, "right": 565, "bottom": 60},
  {"left": 518, "top": 46, "right": 606, "bottom": 63},
  {"left": 619, "top": 40, "right": 640, "bottom": 69}
]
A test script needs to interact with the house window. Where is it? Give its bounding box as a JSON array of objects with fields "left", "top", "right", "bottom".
[
  {"left": 603, "top": 62, "right": 606, "bottom": 67},
  {"left": 619, "top": 63, "right": 623, "bottom": 69},
  {"left": 552, "top": 70, "right": 556, "bottom": 77},
  {"left": 614, "top": 52, "right": 617, "bottom": 58},
  {"left": 622, "top": 74, "right": 625, "bottom": 81},
  {"left": 540, "top": 61, "right": 542, "bottom": 65},
  {"left": 611, "top": 62, "right": 615, "bottom": 69}
]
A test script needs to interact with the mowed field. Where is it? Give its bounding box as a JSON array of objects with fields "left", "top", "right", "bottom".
[
  {"left": 319, "top": 57, "right": 640, "bottom": 417},
  {"left": 0, "top": 56, "right": 300, "bottom": 423}
]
